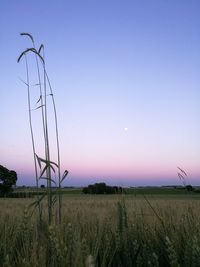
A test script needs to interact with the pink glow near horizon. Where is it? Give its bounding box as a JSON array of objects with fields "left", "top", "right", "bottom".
[
  {"left": 5, "top": 158, "right": 198, "bottom": 187},
  {"left": 2, "top": 142, "right": 199, "bottom": 185}
]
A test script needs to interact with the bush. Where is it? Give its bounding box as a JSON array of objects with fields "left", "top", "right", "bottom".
[{"left": 82, "top": 183, "right": 122, "bottom": 194}]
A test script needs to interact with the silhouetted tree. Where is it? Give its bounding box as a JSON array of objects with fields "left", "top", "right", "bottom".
[
  {"left": 185, "top": 185, "right": 193, "bottom": 192},
  {"left": 0, "top": 165, "right": 17, "bottom": 196}
]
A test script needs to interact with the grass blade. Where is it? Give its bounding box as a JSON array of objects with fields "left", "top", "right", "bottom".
[
  {"left": 20, "top": 32, "right": 34, "bottom": 43},
  {"left": 61, "top": 170, "right": 69, "bottom": 183}
]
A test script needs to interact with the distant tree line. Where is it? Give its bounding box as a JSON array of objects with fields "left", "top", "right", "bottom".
[{"left": 82, "top": 183, "right": 123, "bottom": 194}]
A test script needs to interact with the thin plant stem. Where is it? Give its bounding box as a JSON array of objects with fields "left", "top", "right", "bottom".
[
  {"left": 31, "top": 38, "right": 52, "bottom": 224},
  {"left": 143, "top": 195, "right": 165, "bottom": 230},
  {"left": 42, "top": 51, "right": 52, "bottom": 224},
  {"left": 39, "top": 47, "right": 62, "bottom": 223},
  {"left": 25, "top": 55, "right": 42, "bottom": 222},
  {"left": 44, "top": 69, "right": 62, "bottom": 223},
  {"left": 19, "top": 33, "right": 61, "bottom": 225},
  {"left": 21, "top": 33, "right": 49, "bottom": 221},
  {"left": 32, "top": 43, "right": 48, "bottom": 174}
]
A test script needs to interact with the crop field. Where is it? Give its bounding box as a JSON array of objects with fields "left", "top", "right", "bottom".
[{"left": 1, "top": 191, "right": 200, "bottom": 266}]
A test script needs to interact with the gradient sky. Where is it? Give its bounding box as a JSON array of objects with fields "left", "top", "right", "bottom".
[{"left": 1, "top": 0, "right": 200, "bottom": 186}]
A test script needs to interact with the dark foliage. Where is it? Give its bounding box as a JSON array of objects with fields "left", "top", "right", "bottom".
[
  {"left": 0, "top": 192, "right": 34, "bottom": 198},
  {"left": 185, "top": 185, "right": 194, "bottom": 192},
  {"left": 0, "top": 165, "right": 17, "bottom": 196},
  {"left": 82, "top": 183, "right": 123, "bottom": 194}
]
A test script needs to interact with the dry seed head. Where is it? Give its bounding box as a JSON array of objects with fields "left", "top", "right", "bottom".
[{"left": 86, "top": 255, "right": 95, "bottom": 267}]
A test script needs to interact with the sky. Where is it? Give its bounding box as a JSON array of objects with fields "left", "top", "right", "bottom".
[{"left": 0, "top": 0, "right": 200, "bottom": 186}]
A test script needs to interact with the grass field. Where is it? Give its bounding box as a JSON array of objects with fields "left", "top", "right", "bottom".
[{"left": 1, "top": 189, "right": 200, "bottom": 266}]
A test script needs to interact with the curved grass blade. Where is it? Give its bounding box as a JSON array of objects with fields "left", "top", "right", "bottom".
[
  {"left": 17, "top": 48, "right": 34, "bottom": 62},
  {"left": 28, "top": 192, "right": 47, "bottom": 217},
  {"left": 18, "top": 77, "right": 28, "bottom": 86},
  {"left": 40, "top": 176, "right": 56, "bottom": 185},
  {"left": 36, "top": 155, "right": 59, "bottom": 168},
  {"left": 34, "top": 104, "right": 45, "bottom": 110},
  {"left": 20, "top": 32, "right": 34, "bottom": 43},
  {"left": 18, "top": 48, "right": 44, "bottom": 63},
  {"left": 38, "top": 44, "right": 44, "bottom": 54},
  {"left": 39, "top": 165, "right": 48, "bottom": 179},
  {"left": 143, "top": 195, "right": 165, "bottom": 230},
  {"left": 29, "top": 192, "right": 46, "bottom": 208},
  {"left": 61, "top": 170, "right": 69, "bottom": 183},
  {"left": 33, "top": 83, "right": 41, "bottom": 86},
  {"left": 29, "top": 48, "right": 45, "bottom": 63},
  {"left": 36, "top": 95, "right": 42, "bottom": 104},
  {"left": 39, "top": 164, "right": 56, "bottom": 180},
  {"left": 17, "top": 51, "right": 26, "bottom": 63},
  {"left": 35, "top": 154, "right": 42, "bottom": 169}
]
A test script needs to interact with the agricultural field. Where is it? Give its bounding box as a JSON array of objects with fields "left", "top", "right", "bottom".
[{"left": 1, "top": 191, "right": 200, "bottom": 266}]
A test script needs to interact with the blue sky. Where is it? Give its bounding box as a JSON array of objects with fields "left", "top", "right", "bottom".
[{"left": 1, "top": 0, "right": 200, "bottom": 186}]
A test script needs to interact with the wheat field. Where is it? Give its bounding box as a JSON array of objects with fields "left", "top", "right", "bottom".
[{"left": 0, "top": 194, "right": 200, "bottom": 266}]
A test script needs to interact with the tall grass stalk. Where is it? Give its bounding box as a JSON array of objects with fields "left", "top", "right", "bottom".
[
  {"left": 39, "top": 46, "right": 62, "bottom": 223},
  {"left": 24, "top": 34, "right": 52, "bottom": 224},
  {"left": 18, "top": 33, "right": 64, "bottom": 224},
  {"left": 42, "top": 45, "right": 52, "bottom": 224},
  {"left": 24, "top": 54, "right": 42, "bottom": 221}
]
